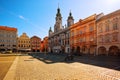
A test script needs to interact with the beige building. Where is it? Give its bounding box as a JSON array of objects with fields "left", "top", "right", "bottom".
[
  {"left": 48, "top": 7, "right": 120, "bottom": 56},
  {"left": 18, "top": 33, "right": 31, "bottom": 52},
  {"left": 97, "top": 10, "right": 120, "bottom": 55},
  {"left": 0, "top": 26, "right": 17, "bottom": 52}
]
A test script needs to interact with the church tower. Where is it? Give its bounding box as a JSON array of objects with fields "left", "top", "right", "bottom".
[
  {"left": 49, "top": 27, "right": 53, "bottom": 36},
  {"left": 67, "top": 11, "right": 74, "bottom": 27},
  {"left": 54, "top": 7, "right": 63, "bottom": 32}
]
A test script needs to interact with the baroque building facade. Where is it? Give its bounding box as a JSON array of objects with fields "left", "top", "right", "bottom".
[
  {"left": 17, "top": 33, "right": 31, "bottom": 52},
  {"left": 30, "top": 36, "right": 41, "bottom": 52},
  {"left": 70, "top": 14, "right": 97, "bottom": 55},
  {"left": 96, "top": 10, "right": 120, "bottom": 55},
  {"left": 0, "top": 26, "right": 17, "bottom": 52},
  {"left": 42, "top": 36, "right": 48, "bottom": 52},
  {"left": 48, "top": 8, "right": 120, "bottom": 55},
  {"left": 48, "top": 7, "right": 74, "bottom": 53}
]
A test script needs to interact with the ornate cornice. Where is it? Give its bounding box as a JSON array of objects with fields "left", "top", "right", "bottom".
[{"left": 97, "top": 9, "right": 120, "bottom": 22}]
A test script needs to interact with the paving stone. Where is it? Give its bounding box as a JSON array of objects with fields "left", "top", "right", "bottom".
[{"left": 4, "top": 54, "right": 120, "bottom": 80}]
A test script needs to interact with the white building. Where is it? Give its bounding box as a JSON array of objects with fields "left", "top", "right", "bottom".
[{"left": 0, "top": 26, "right": 17, "bottom": 52}]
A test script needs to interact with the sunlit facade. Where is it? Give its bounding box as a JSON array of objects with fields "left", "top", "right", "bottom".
[
  {"left": 48, "top": 7, "right": 74, "bottom": 53},
  {"left": 40, "top": 37, "right": 48, "bottom": 52},
  {"left": 17, "top": 33, "right": 31, "bottom": 52},
  {"left": 97, "top": 10, "right": 120, "bottom": 55},
  {"left": 30, "top": 36, "right": 41, "bottom": 52},
  {"left": 0, "top": 26, "right": 17, "bottom": 52},
  {"left": 70, "top": 14, "right": 97, "bottom": 55},
  {"left": 48, "top": 8, "right": 120, "bottom": 56}
]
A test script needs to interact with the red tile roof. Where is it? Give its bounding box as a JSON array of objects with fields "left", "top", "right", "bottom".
[{"left": 0, "top": 26, "right": 17, "bottom": 32}]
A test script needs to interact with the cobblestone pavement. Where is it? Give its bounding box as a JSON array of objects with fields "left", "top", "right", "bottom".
[
  {"left": 0, "top": 54, "right": 16, "bottom": 80},
  {"left": 10, "top": 54, "right": 120, "bottom": 80}
]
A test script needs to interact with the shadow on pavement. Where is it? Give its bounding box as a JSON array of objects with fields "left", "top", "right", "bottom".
[
  {"left": 29, "top": 53, "right": 75, "bottom": 64},
  {"left": 28, "top": 53, "right": 120, "bottom": 71}
]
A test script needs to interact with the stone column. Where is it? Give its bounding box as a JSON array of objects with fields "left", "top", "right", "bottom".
[
  {"left": 94, "top": 47, "right": 97, "bottom": 56},
  {"left": 106, "top": 48, "right": 109, "bottom": 56},
  {"left": 96, "top": 46, "right": 99, "bottom": 56},
  {"left": 87, "top": 46, "right": 90, "bottom": 55}
]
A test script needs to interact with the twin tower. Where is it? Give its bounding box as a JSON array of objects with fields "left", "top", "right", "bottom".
[{"left": 49, "top": 7, "right": 74, "bottom": 36}]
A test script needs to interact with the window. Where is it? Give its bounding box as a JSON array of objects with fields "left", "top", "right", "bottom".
[
  {"left": 59, "top": 18, "right": 61, "bottom": 20},
  {"left": 76, "top": 38, "right": 79, "bottom": 43},
  {"left": 83, "top": 27, "right": 86, "bottom": 33},
  {"left": 68, "top": 40, "right": 69, "bottom": 45},
  {"left": 98, "top": 23, "right": 103, "bottom": 33},
  {"left": 98, "top": 36, "right": 102, "bottom": 43},
  {"left": 112, "top": 33, "right": 118, "bottom": 42},
  {"left": 89, "top": 26, "right": 94, "bottom": 32},
  {"left": 112, "top": 18, "right": 118, "bottom": 30},
  {"left": 76, "top": 30, "right": 79, "bottom": 35},
  {"left": 80, "top": 38, "right": 82, "bottom": 42},
  {"left": 105, "top": 35, "right": 110, "bottom": 42},
  {"left": 105, "top": 20, "right": 110, "bottom": 32},
  {"left": 83, "top": 37, "right": 86, "bottom": 42},
  {"left": 80, "top": 30, "right": 82, "bottom": 35},
  {"left": 113, "top": 23, "right": 118, "bottom": 30},
  {"left": 90, "top": 35, "right": 94, "bottom": 41}
]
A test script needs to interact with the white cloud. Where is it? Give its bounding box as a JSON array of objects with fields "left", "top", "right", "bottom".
[
  {"left": 0, "top": 6, "right": 48, "bottom": 38},
  {"left": 19, "top": 15, "right": 26, "bottom": 20},
  {"left": 18, "top": 15, "right": 47, "bottom": 32}
]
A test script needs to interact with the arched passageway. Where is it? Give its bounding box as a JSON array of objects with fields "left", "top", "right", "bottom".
[
  {"left": 98, "top": 46, "right": 107, "bottom": 55},
  {"left": 82, "top": 46, "right": 88, "bottom": 54},
  {"left": 71, "top": 47, "right": 75, "bottom": 53},
  {"left": 109, "top": 46, "right": 119, "bottom": 55},
  {"left": 74, "top": 46, "right": 81, "bottom": 56}
]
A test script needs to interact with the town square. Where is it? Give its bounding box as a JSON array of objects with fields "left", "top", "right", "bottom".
[{"left": 0, "top": 0, "right": 120, "bottom": 80}]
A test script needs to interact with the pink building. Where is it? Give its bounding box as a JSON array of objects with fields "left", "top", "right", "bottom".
[
  {"left": 30, "top": 36, "right": 41, "bottom": 52},
  {"left": 97, "top": 10, "right": 120, "bottom": 55}
]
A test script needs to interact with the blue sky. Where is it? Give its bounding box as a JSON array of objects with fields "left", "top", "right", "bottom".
[{"left": 0, "top": 0, "right": 120, "bottom": 39}]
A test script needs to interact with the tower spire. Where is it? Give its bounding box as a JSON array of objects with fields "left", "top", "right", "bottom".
[
  {"left": 69, "top": 10, "right": 72, "bottom": 16},
  {"left": 54, "top": 4, "right": 62, "bottom": 32},
  {"left": 56, "top": 3, "right": 61, "bottom": 17},
  {"left": 57, "top": 3, "right": 60, "bottom": 13},
  {"left": 58, "top": 3, "right": 59, "bottom": 8},
  {"left": 68, "top": 10, "right": 73, "bottom": 19},
  {"left": 67, "top": 10, "right": 74, "bottom": 27},
  {"left": 49, "top": 27, "right": 52, "bottom": 32}
]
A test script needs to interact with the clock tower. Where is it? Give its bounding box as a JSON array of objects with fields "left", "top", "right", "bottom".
[
  {"left": 54, "top": 7, "right": 63, "bottom": 32},
  {"left": 67, "top": 11, "right": 74, "bottom": 27}
]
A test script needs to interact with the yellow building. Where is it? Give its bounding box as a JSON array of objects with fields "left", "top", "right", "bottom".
[
  {"left": 18, "top": 33, "right": 31, "bottom": 52},
  {"left": 0, "top": 26, "right": 17, "bottom": 52}
]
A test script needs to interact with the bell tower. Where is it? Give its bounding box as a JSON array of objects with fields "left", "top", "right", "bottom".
[
  {"left": 49, "top": 27, "right": 53, "bottom": 36},
  {"left": 67, "top": 11, "right": 74, "bottom": 27},
  {"left": 54, "top": 7, "right": 63, "bottom": 32}
]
